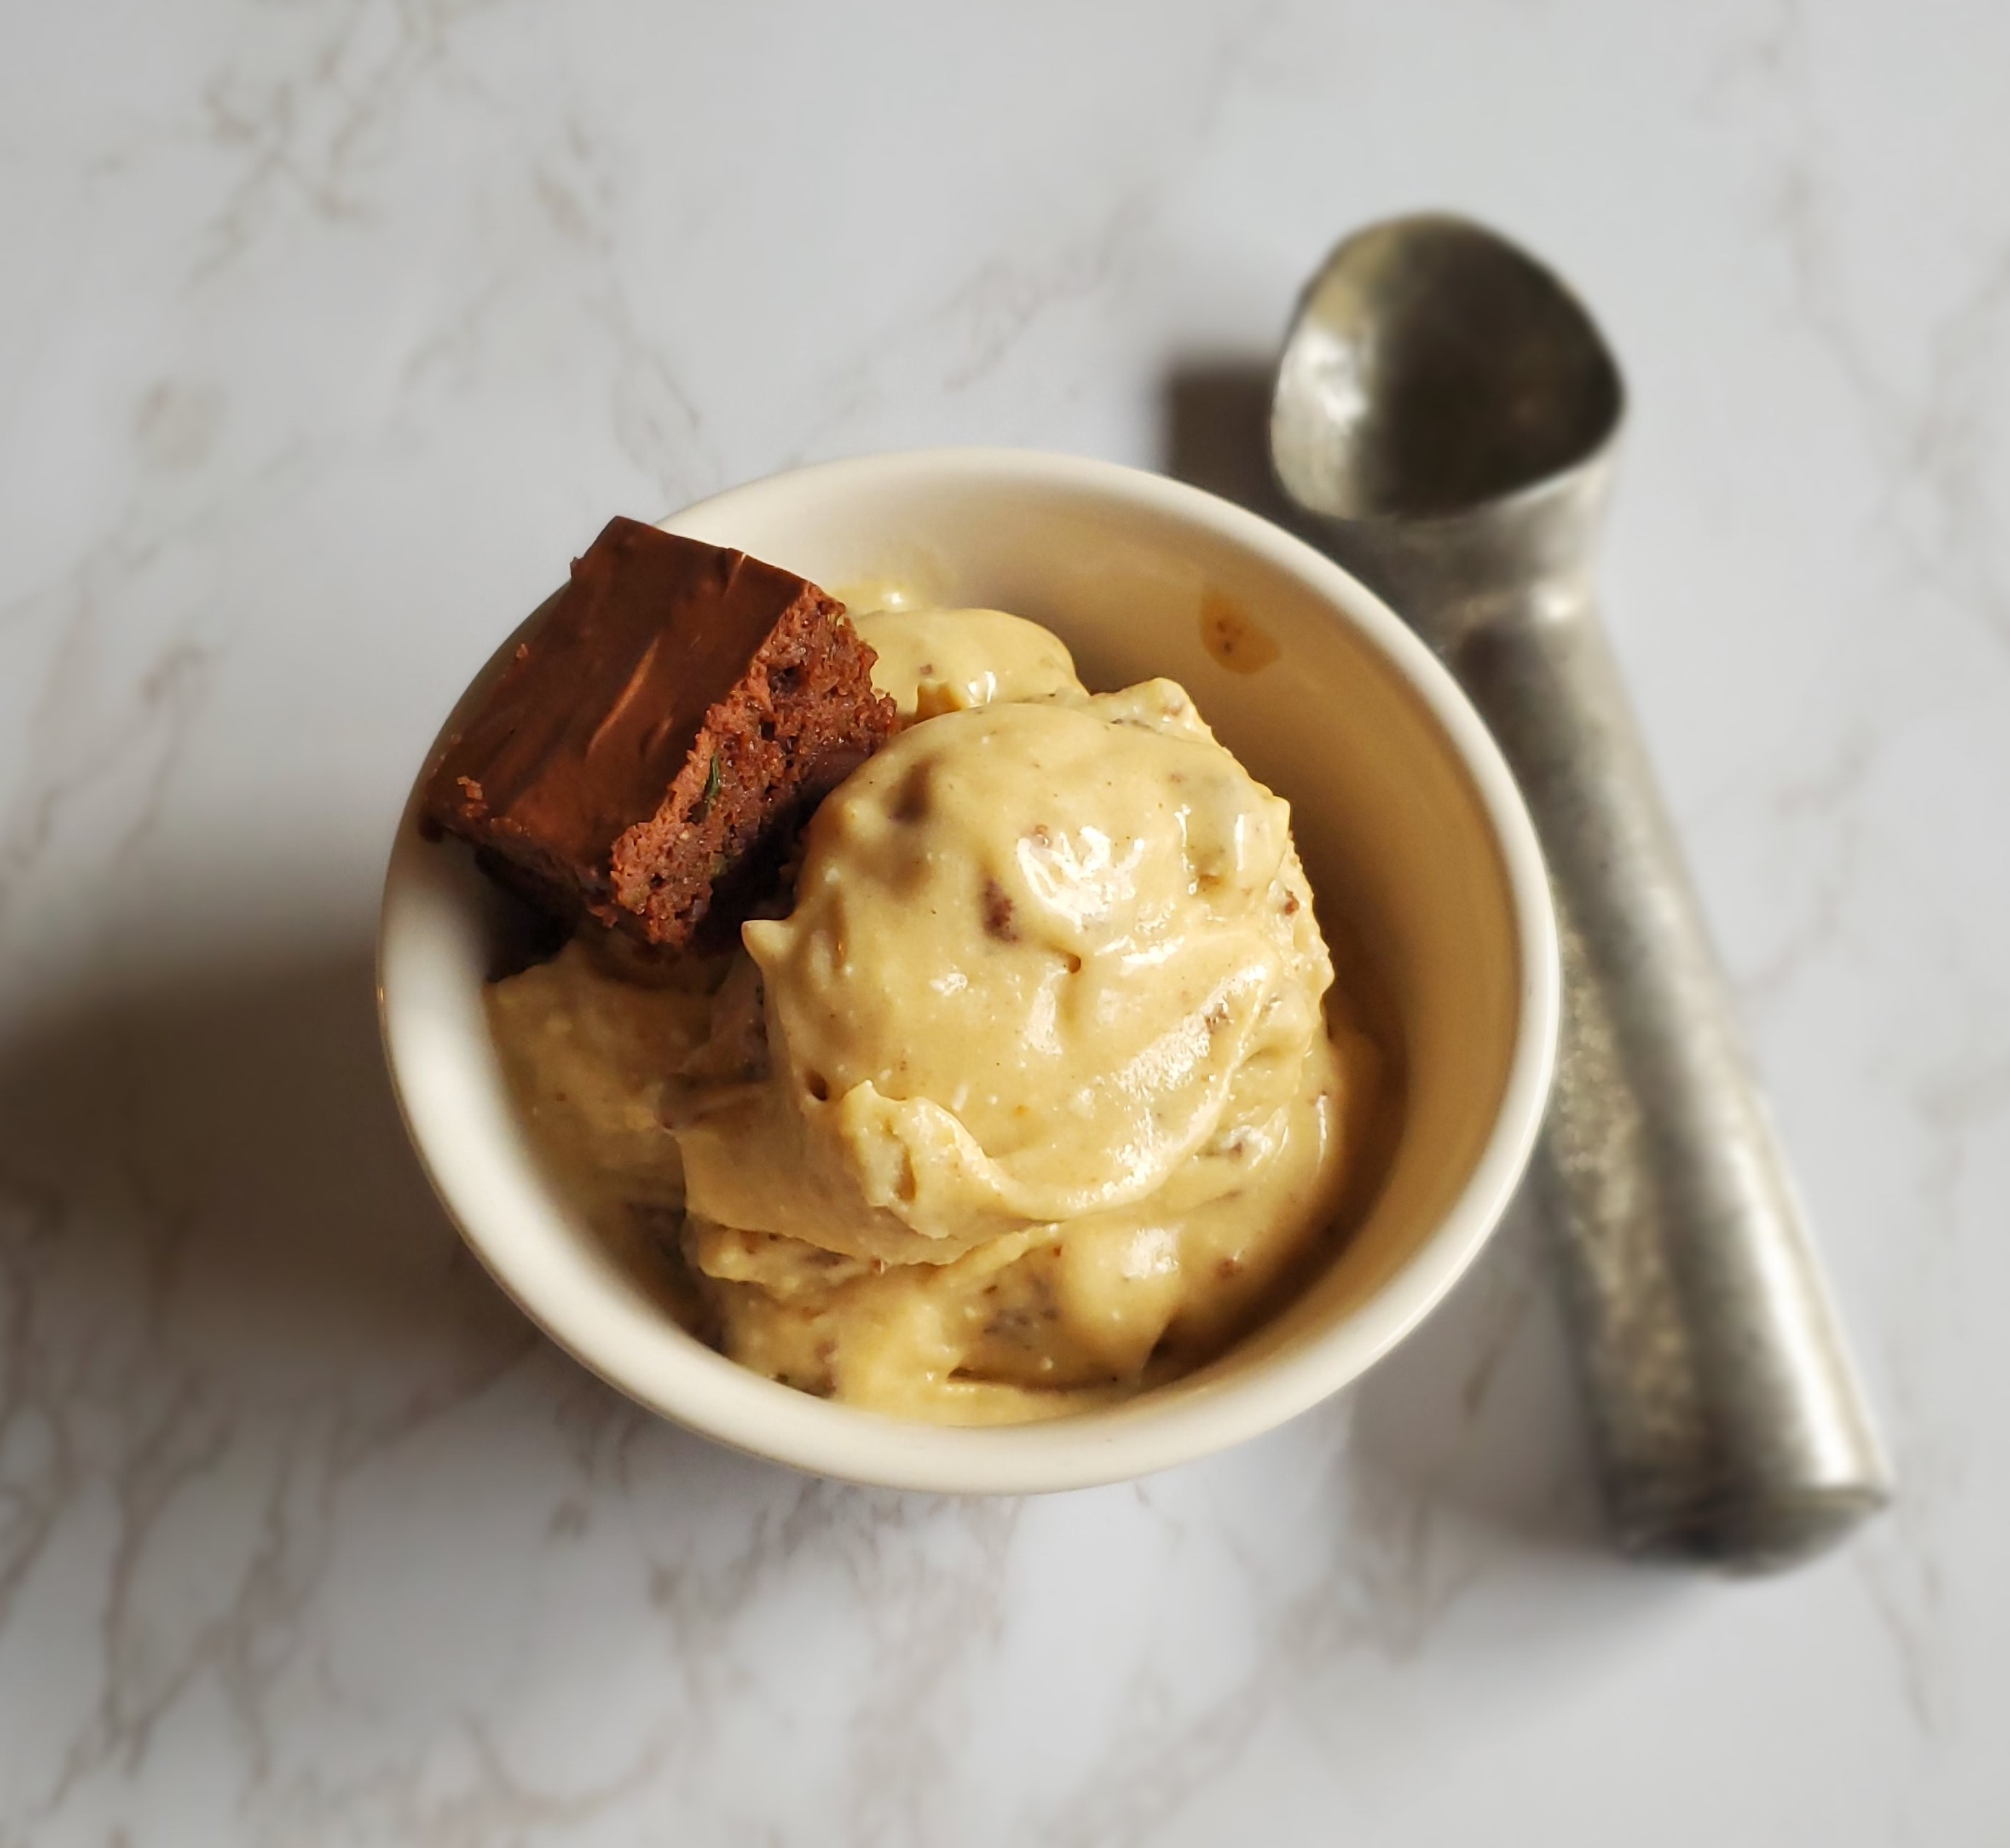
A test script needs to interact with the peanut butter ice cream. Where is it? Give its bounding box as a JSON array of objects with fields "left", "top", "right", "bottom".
[{"left": 487, "top": 607, "right": 1387, "bottom": 1423}]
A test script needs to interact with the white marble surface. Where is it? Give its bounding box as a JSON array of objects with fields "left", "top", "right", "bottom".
[{"left": 2, "top": 1, "right": 2006, "bottom": 1841}]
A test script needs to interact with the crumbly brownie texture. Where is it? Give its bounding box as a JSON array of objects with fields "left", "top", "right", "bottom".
[
  {"left": 607, "top": 588, "right": 893, "bottom": 945},
  {"left": 423, "top": 517, "right": 896, "bottom": 951}
]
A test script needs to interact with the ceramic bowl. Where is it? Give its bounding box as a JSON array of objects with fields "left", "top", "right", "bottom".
[{"left": 378, "top": 449, "right": 1558, "bottom": 1493}]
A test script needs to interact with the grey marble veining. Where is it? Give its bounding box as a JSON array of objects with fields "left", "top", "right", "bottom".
[{"left": 2, "top": 2, "right": 2004, "bottom": 1842}]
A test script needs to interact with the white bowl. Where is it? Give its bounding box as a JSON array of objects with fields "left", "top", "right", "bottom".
[{"left": 378, "top": 450, "right": 1558, "bottom": 1493}]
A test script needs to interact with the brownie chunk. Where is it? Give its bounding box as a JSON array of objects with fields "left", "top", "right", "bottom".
[{"left": 423, "top": 517, "right": 896, "bottom": 950}]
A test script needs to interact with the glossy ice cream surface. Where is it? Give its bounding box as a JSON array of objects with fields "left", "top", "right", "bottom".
[{"left": 486, "top": 607, "right": 1388, "bottom": 1423}]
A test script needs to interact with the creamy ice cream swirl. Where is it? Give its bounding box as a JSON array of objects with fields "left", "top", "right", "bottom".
[{"left": 677, "top": 677, "right": 1333, "bottom": 1264}]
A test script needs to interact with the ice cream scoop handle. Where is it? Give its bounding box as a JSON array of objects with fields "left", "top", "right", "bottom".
[{"left": 1449, "top": 602, "right": 1890, "bottom": 1569}]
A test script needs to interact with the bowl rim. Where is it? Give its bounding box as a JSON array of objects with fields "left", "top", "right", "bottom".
[{"left": 377, "top": 446, "right": 1559, "bottom": 1493}]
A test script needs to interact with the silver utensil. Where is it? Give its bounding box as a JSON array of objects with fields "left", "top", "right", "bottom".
[{"left": 1271, "top": 214, "right": 1891, "bottom": 1570}]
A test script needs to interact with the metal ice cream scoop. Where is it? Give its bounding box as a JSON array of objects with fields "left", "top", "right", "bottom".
[{"left": 1271, "top": 214, "right": 1891, "bottom": 1570}]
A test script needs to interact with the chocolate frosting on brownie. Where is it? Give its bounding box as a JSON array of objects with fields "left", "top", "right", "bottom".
[
  {"left": 423, "top": 516, "right": 896, "bottom": 949},
  {"left": 431, "top": 519, "right": 812, "bottom": 872}
]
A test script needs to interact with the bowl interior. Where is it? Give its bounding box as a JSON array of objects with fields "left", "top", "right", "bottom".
[{"left": 379, "top": 451, "right": 1553, "bottom": 1493}]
